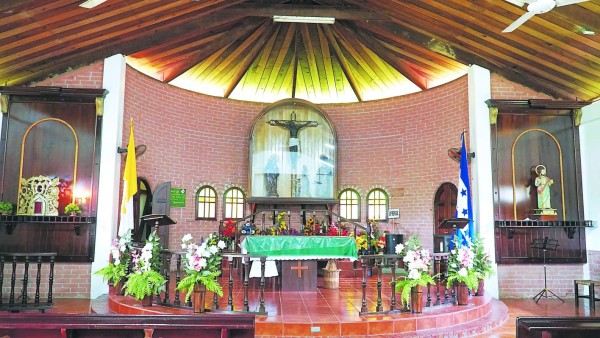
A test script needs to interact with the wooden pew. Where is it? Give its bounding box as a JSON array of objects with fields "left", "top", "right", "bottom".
[
  {"left": 0, "top": 313, "right": 255, "bottom": 338},
  {"left": 517, "top": 316, "right": 600, "bottom": 337}
]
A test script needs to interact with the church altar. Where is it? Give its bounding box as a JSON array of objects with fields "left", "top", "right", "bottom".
[{"left": 241, "top": 236, "right": 358, "bottom": 291}]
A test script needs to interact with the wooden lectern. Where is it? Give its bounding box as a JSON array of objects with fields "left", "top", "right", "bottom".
[
  {"left": 438, "top": 218, "right": 470, "bottom": 237},
  {"left": 140, "top": 214, "right": 176, "bottom": 248}
]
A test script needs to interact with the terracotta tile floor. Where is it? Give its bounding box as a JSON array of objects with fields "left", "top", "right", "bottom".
[{"left": 6, "top": 281, "right": 600, "bottom": 337}]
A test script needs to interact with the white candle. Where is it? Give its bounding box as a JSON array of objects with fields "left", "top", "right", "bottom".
[{"left": 439, "top": 241, "right": 444, "bottom": 252}]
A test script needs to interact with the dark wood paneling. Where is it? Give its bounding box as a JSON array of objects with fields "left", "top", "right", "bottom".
[
  {"left": 488, "top": 100, "right": 589, "bottom": 264},
  {"left": 0, "top": 87, "right": 105, "bottom": 262}
]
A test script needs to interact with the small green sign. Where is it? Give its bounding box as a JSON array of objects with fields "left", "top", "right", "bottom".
[{"left": 170, "top": 188, "right": 186, "bottom": 207}]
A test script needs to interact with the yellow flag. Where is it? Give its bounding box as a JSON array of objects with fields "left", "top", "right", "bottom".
[{"left": 118, "top": 119, "right": 138, "bottom": 236}]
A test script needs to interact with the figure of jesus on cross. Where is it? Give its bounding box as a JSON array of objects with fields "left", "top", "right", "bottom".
[{"left": 267, "top": 112, "right": 318, "bottom": 169}]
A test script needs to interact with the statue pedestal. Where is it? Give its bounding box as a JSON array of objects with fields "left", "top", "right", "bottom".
[{"left": 534, "top": 209, "right": 557, "bottom": 221}]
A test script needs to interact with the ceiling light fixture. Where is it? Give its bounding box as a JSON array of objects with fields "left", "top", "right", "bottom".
[
  {"left": 273, "top": 16, "right": 335, "bottom": 24},
  {"left": 79, "top": 0, "right": 108, "bottom": 9},
  {"left": 578, "top": 26, "right": 595, "bottom": 35}
]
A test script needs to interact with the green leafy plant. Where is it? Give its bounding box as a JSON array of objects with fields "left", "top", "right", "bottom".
[
  {"left": 123, "top": 231, "right": 166, "bottom": 301},
  {"left": 0, "top": 201, "right": 13, "bottom": 215},
  {"left": 64, "top": 202, "right": 81, "bottom": 215},
  {"left": 472, "top": 235, "right": 494, "bottom": 280},
  {"left": 446, "top": 236, "right": 479, "bottom": 292},
  {"left": 176, "top": 233, "right": 225, "bottom": 303},
  {"left": 394, "top": 236, "right": 437, "bottom": 307},
  {"left": 94, "top": 230, "right": 133, "bottom": 286}
]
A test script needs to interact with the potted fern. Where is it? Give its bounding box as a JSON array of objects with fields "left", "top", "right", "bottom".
[
  {"left": 0, "top": 201, "right": 13, "bottom": 215},
  {"left": 176, "top": 233, "right": 225, "bottom": 313},
  {"left": 64, "top": 202, "right": 81, "bottom": 216},
  {"left": 123, "top": 230, "right": 166, "bottom": 306},
  {"left": 94, "top": 230, "right": 133, "bottom": 295},
  {"left": 447, "top": 236, "right": 479, "bottom": 305},
  {"left": 393, "top": 236, "right": 436, "bottom": 313}
]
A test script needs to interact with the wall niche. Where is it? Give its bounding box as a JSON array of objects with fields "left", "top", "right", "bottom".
[
  {"left": 0, "top": 86, "right": 106, "bottom": 262},
  {"left": 487, "top": 99, "right": 592, "bottom": 264}
]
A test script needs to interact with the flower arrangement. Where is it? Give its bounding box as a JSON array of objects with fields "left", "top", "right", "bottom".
[
  {"left": 472, "top": 235, "right": 494, "bottom": 280},
  {"left": 222, "top": 219, "right": 236, "bottom": 241},
  {"left": 176, "top": 233, "right": 225, "bottom": 302},
  {"left": 394, "top": 236, "right": 436, "bottom": 307},
  {"left": 123, "top": 230, "right": 166, "bottom": 301},
  {"left": 94, "top": 230, "right": 133, "bottom": 287},
  {"left": 446, "top": 236, "right": 479, "bottom": 292},
  {"left": 303, "top": 216, "right": 316, "bottom": 236},
  {"left": 376, "top": 236, "right": 386, "bottom": 252},
  {"left": 64, "top": 202, "right": 81, "bottom": 215}
]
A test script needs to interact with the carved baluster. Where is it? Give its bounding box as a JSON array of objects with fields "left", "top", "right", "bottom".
[
  {"left": 21, "top": 255, "right": 28, "bottom": 305},
  {"left": 47, "top": 255, "right": 55, "bottom": 305},
  {"left": 259, "top": 256, "right": 266, "bottom": 314},
  {"left": 163, "top": 253, "right": 171, "bottom": 304},
  {"left": 9, "top": 256, "right": 16, "bottom": 305},
  {"left": 227, "top": 256, "right": 234, "bottom": 311},
  {"left": 174, "top": 254, "right": 182, "bottom": 306},
  {"left": 243, "top": 256, "right": 250, "bottom": 312},
  {"left": 0, "top": 255, "right": 4, "bottom": 306},
  {"left": 389, "top": 257, "right": 397, "bottom": 311},
  {"left": 360, "top": 256, "right": 367, "bottom": 313},
  {"left": 34, "top": 255, "right": 42, "bottom": 304},
  {"left": 213, "top": 257, "right": 221, "bottom": 310},
  {"left": 376, "top": 257, "right": 383, "bottom": 312}
]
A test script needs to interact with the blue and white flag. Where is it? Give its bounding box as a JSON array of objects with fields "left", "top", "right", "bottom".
[{"left": 455, "top": 133, "right": 475, "bottom": 246}]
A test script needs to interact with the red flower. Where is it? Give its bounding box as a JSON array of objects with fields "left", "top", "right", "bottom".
[{"left": 222, "top": 220, "right": 236, "bottom": 238}]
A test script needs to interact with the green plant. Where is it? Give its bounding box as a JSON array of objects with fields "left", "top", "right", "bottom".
[
  {"left": 0, "top": 201, "right": 13, "bottom": 214},
  {"left": 176, "top": 233, "right": 224, "bottom": 303},
  {"left": 94, "top": 230, "right": 133, "bottom": 286},
  {"left": 394, "top": 236, "right": 437, "bottom": 307},
  {"left": 123, "top": 231, "right": 166, "bottom": 301},
  {"left": 472, "top": 235, "right": 494, "bottom": 280},
  {"left": 64, "top": 202, "right": 81, "bottom": 215},
  {"left": 446, "top": 237, "right": 480, "bottom": 292}
]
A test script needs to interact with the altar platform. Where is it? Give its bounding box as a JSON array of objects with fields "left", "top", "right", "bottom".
[{"left": 105, "top": 275, "right": 509, "bottom": 337}]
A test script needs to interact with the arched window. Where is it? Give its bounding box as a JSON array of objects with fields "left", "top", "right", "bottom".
[
  {"left": 434, "top": 182, "right": 458, "bottom": 235},
  {"left": 224, "top": 187, "right": 245, "bottom": 219},
  {"left": 196, "top": 186, "right": 217, "bottom": 220},
  {"left": 339, "top": 189, "right": 360, "bottom": 221},
  {"left": 367, "top": 188, "right": 388, "bottom": 221}
]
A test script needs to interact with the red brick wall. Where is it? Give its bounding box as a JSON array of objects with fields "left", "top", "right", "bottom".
[
  {"left": 123, "top": 67, "right": 470, "bottom": 250},
  {"left": 589, "top": 251, "right": 600, "bottom": 281}
]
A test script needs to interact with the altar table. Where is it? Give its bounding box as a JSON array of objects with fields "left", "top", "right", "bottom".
[{"left": 241, "top": 236, "right": 358, "bottom": 291}]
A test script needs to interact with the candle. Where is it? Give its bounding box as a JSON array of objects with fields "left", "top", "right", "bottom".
[{"left": 439, "top": 240, "right": 444, "bottom": 252}]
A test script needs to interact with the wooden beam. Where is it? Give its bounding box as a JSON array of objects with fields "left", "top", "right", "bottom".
[{"left": 321, "top": 25, "right": 363, "bottom": 102}]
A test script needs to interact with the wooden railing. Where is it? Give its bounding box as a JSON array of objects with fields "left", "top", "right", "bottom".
[
  {"left": 358, "top": 253, "right": 451, "bottom": 315},
  {"left": 0, "top": 252, "right": 56, "bottom": 312},
  {"left": 516, "top": 316, "right": 600, "bottom": 337},
  {"left": 157, "top": 251, "right": 269, "bottom": 315}
]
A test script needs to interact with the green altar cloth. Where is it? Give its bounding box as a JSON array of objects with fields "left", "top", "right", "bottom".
[{"left": 241, "top": 236, "right": 358, "bottom": 261}]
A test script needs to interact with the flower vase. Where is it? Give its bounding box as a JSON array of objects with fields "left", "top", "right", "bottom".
[
  {"left": 192, "top": 283, "right": 206, "bottom": 313},
  {"left": 141, "top": 294, "right": 153, "bottom": 307},
  {"left": 113, "top": 280, "right": 125, "bottom": 296},
  {"left": 475, "top": 279, "right": 485, "bottom": 296},
  {"left": 410, "top": 285, "right": 423, "bottom": 313},
  {"left": 456, "top": 282, "right": 469, "bottom": 306}
]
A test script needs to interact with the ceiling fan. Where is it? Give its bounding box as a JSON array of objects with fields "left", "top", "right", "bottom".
[{"left": 502, "top": 0, "right": 589, "bottom": 33}]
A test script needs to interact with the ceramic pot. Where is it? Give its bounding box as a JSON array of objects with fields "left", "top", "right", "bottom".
[
  {"left": 141, "top": 294, "right": 153, "bottom": 307},
  {"left": 456, "top": 282, "right": 469, "bottom": 306},
  {"left": 410, "top": 285, "right": 423, "bottom": 313},
  {"left": 192, "top": 283, "right": 206, "bottom": 313},
  {"left": 475, "top": 279, "right": 485, "bottom": 296}
]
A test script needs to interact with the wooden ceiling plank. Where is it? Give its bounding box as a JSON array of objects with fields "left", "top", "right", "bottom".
[
  {"left": 358, "top": 0, "right": 593, "bottom": 99},
  {"left": 0, "top": 1, "right": 243, "bottom": 71},
  {"left": 445, "top": 0, "right": 600, "bottom": 77},
  {"left": 158, "top": 19, "right": 265, "bottom": 83},
  {"left": 263, "top": 24, "right": 298, "bottom": 96},
  {"left": 345, "top": 0, "right": 580, "bottom": 99},
  {"left": 224, "top": 27, "right": 278, "bottom": 98},
  {"left": 300, "top": 25, "right": 325, "bottom": 99},
  {"left": 316, "top": 26, "right": 337, "bottom": 99},
  {"left": 322, "top": 25, "right": 363, "bottom": 101},
  {"left": 252, "top": 24, "right": 285, "bottom": 99},
  {"left": 338, "top": 22, "right": 428, "bottom": 90}
]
